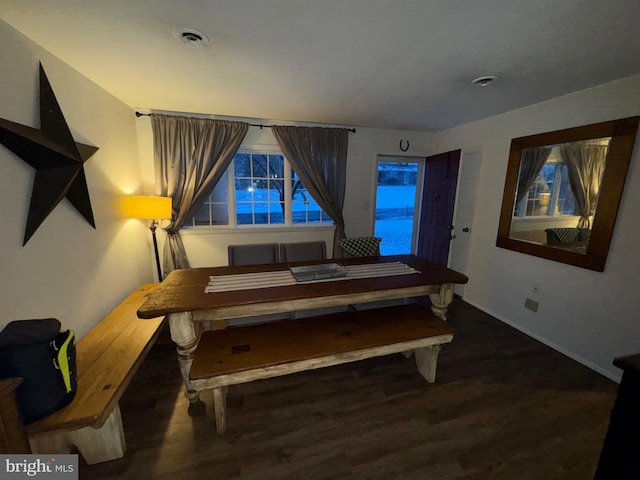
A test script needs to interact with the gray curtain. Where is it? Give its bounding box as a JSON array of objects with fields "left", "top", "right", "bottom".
[
  {"left": 559, "top": 142, "right": 608, "bottom": 228},
  {"left": 151, "top": 114, "right": 248, "bottom": 275},
  {"left": 271, "top": 125, "right": 349, "bottom": 255},
  {"left": 515, "top": 147, "right": 552, "bottom": 206}
]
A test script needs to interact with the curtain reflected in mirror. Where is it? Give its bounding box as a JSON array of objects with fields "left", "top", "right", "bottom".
[{"left": 497, "top": 117, "right": 639, "bottom": 271}]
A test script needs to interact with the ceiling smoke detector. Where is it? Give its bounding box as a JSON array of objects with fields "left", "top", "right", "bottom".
[
  {"left": 471, "top": 75, "right": 498, "bottom": 87},
  {"left": 179, "top": 28, "right": 209, "bottom": 46}
]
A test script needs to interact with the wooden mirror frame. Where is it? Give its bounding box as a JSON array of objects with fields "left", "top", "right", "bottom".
[{"left": 496, "top": 116, "right": 639, "bottom": 271}]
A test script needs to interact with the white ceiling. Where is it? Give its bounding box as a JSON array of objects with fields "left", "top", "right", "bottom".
[{"left": 2, "top": 0, "right": 640, "bottom": 132}]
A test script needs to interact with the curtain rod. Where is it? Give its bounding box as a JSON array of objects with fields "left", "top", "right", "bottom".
[{"left": 135, "top": 111, "right": 356, "bottom": 133}]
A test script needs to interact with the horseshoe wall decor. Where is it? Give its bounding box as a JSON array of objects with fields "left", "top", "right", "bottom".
[{"left": 399, "top": 139, "right": 410, "bottom": 152}]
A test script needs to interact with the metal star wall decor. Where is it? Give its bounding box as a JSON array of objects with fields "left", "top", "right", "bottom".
[{"left": 0, "top": 62, "right": 99, "bottom": 245}]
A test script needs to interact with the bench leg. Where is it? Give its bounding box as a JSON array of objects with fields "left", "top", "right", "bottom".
[
  {"left": 212, "top": 387, "right": 227, "bottom": 434},
  {"left": 415, "top": 345, "right": 441, "bottom": 383},
  {"left": 29, "top": 433, "right": 72, "bottom": 456},
  {"left": 70, "top": 405, "right": 126, "bottom": 465},
  {"left": 29, "top": 405, "right": 126, "bottom": 465}
]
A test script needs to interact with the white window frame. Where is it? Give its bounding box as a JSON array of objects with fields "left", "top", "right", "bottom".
[{"left": 185, "top": 147, "right": 332, "bottom": 230}]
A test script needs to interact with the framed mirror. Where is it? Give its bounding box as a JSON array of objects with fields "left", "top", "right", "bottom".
[{"left": 496, "top": 116, "right": 639, "bottom": 271}]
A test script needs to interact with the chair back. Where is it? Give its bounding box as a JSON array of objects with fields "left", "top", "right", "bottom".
[
  {"left": 338, "top": 237, "right": 382, "bottom": 257},
  {"left": 228, "top": 243, "right": 279, "bottom": 266},
  {"left": 545, "top": 228, "right": 590, "bottom": 245},
  {"left": 280, "top": 241, "right": 327, "bottom": 263}
]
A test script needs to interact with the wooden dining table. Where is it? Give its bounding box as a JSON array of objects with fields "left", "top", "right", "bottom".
[{"left": 137, "top": 254, "right": 468, "bottom": 403}]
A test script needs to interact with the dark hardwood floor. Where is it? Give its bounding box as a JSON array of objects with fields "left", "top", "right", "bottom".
[{"left": 80, "top": 299, "right": 618, "bottom": 479}]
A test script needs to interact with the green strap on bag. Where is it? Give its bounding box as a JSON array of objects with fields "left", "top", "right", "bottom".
[{"left": 50, "top": 330, "right": 76, "bottom": 393}]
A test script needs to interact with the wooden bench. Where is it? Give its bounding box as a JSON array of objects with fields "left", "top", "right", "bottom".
[
  {"left": 0, "top": 378, "right": 31, "bottom": 453},
  {"left": 189, "top": 302, "right": 454, "bottom": 434},
  {"left": 26, "top": 284, "right": 166, "bottom": 465}
]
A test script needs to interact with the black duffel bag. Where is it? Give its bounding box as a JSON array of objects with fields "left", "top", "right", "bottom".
[{"left": 0, "top": 318, "right": 77, "bottom": 424}]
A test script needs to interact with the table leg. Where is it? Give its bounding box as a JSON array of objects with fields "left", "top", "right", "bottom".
[
  {"left": 429, "top": 283, "right": 454, "bottom": 321},
  {"left": 168, "top": 312, "right": 201, "bottom": 403}
]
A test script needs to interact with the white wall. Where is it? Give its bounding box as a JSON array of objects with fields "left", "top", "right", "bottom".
[
  {"left": 137, "top": 116, "right": 435, "bottom": 267},
  {"left": 434, "top": 74, "right": 640, "bottom": 381},
  {"left": 0, "top": 21, "right": 153, "bottom": 339}
]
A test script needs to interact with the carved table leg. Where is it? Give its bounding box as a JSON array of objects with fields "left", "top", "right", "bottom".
[
  {"left": 429, "top": 283, "right": 454, "bottom": 321},
  {"left": 168, "top": 312, "right": 201, "bottom": 403}
]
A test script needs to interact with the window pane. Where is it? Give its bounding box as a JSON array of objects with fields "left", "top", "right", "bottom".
[
  {"left": 235, "top": 178, "right": 254, "bottom": 198},
  {"left": 252, "top": 185, "right": 269, "bottom": 202},
  {"left": 525, "top": 166, "right": 553, "bottom": 216},
  {"left": 210, "top": 172, "right": 228, "bottom": 201},
  {"left": 268, "top": 179, "right": 284, "bottom": 202},
  {"left": 235, "top": 171, "right": 253, "bottom": 225},
  {"left": 291, "top": 170, "right": 329, "bottom": 224},
  {"left": 247, "top": 201, "right": 283, "bottom": 225},
  {"left": 209, "top": 172, "right": 229, "bottom": 224},
  {"left": 252, "top": 154, "right": 268, "bottom": 177},
  {"left": 556, "top": 164, "right": 576, "bottom": 215},
  {"left": 189, "top": 172, "right": 229, "bottom": 226},
  {"left": 269, "top": 202, "right": 285, "bottom": 224},
  {"left": 253, "top": 202, "right": 268, "bottom": 225},
  {"left": 210, "top": 204, "right": 228, "bottom": 225},
  {"left": 235, "top": 153, "right": 251, "bottom": 177},
  {"left": 236, "top": 210, "right": 253, "bottom": 225},
  {"left": 269, "top": 154, "right": 285, "bottom": 179},
  {"left": 193, "top": 203, "right": 210, "bottom": 226}
]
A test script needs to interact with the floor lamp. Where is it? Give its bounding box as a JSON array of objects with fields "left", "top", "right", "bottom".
[{"left": 125, "top": 196, "right": 172, "bottom": 282}]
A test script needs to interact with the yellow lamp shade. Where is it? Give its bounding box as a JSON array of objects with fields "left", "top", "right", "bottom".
[{"left": 124, "top": 196, "right": 172, "bottom": 220}]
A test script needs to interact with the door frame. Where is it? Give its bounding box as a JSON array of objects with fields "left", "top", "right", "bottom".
[{"left": 449, "top": 147, "right": 482, "bottom": 296}]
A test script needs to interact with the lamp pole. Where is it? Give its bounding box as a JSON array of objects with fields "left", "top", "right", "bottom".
[{"left": 149, "top": 220, "right": 162, "bottom": 282}]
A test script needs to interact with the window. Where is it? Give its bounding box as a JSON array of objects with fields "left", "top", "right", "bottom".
[
  {"left": 515, "top": 160, "right": 576, "bottom": 218},
  {"left": 235, "top": 153, "right": 285, "bottom": 225},
  {"left": 190, "top": 151, "right": 330, "bottom": 227},
  {"left": 291, "top": 171, "right": 332, "bottom": 224}
]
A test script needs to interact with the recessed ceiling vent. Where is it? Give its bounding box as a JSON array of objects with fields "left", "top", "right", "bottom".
[
  {"left": 471, "top": 75, "right": 498, "bottom": 87},
  {"left": 179, "top": 28, "right": 209, "bottom": 46}
]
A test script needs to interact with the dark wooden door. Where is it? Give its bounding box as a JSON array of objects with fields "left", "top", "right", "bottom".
[{"left": 416, "top": 150, "right": 460, "bottom": 267}]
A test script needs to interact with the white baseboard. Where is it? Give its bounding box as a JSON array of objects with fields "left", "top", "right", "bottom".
[{"left": 461, "top": 297, "right": 622, "bottom": 384}]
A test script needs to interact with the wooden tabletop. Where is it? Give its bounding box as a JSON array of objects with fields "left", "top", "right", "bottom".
[{"left": 137, "top": 255, "right": 468, "bottom": 319}]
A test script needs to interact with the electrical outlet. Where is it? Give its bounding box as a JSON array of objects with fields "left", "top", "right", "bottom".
[{"left": 524, "top": 298, "right": 539, "bottom": 312}]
